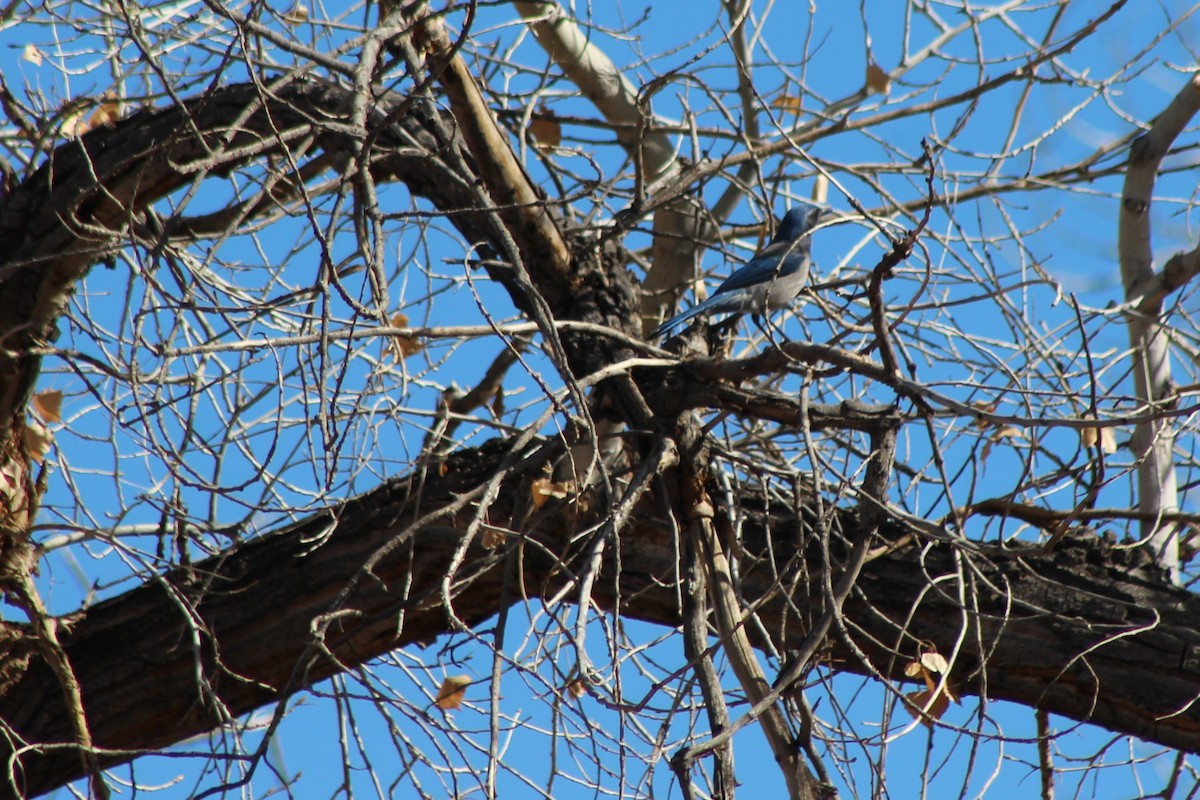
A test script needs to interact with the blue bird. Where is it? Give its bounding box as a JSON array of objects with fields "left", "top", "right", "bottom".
[{"left": 651, "top": 206, "right": 834, "bottom": 340}]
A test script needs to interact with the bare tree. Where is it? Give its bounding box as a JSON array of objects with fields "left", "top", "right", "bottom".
[{"left": 1, "top": 1, "right": 1199, "bottom": 797}]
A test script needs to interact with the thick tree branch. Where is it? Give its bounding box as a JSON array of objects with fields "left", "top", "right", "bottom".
[
  {"left": 416, "top": 7, "right": 572, "bottom": 282},
  {"left": 0, "top": 19, "right": 1197, "bottom": 798},
  {"left": 1, "top": 434, "right": 1197, "bottom": 797},
  {"left": 513, "top": 0, "right": 706, "bottom": 333},
  {"left": 1118, "top": 71, "right": 1200, "bottom": 579},
  {"left": 0, "top": 79, "right": 499, "bottom": 430}
]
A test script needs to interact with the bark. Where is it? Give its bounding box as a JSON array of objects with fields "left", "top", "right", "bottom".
[
  {"left": 513, "top": 1, "right": 706, "bottom": 334},
  {"left": 1117, "top": 71, "right": 1200, "bottom": 580},
  {"left": 0, "top": 63, "right": 1198, "bottom": 800},
  {"left": 0, "top": 434, "right": 1196, "bottom": 798},
  {"left": 0, "top": 76, "right": 524, "bottom": 798}
]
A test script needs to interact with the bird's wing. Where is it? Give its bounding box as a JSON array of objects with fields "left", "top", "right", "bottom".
[{"left": 713, "top": 239, "right": 805, "bottom": 293}]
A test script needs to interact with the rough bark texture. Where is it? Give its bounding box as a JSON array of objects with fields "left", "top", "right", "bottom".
[
  {"left": 1, "top": 67, "right": 1199, "bottom": 800},
  {"left": 0, "top": 431, "right": 1196, "bottom": 797}
]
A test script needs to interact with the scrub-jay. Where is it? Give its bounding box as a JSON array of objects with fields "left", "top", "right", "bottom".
[{"left": 651, "top": 206, "right": 834, "bottom": 340}]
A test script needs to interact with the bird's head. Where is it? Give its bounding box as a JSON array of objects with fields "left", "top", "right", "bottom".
[{"left": 775, "top": 204, "right": 836, "bottom": 242}]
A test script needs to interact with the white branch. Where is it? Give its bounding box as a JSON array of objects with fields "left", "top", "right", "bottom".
[
  {"left": 514, "top": 1, "right": 701, "bottom": 333},
  {"left": 1117, "top": 71, "right": 1200, "bottom": 581}
]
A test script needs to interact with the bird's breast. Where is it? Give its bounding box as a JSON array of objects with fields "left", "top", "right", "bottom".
[{"left": 762, "top": 261, "right": 809, "bottom": 308}]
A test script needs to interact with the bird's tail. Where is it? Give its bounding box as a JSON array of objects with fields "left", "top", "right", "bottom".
[{"left": 650, "top": 303, "right": 706, "bottom": 340}]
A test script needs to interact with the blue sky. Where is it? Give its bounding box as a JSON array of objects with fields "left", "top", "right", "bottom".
[{"left": 3, "top": 0, "right": 1200, "bottom": 797}]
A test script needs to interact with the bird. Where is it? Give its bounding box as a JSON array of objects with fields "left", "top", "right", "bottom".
[{"left": 651, "top": 205, "right": 835, "bottom": 340}]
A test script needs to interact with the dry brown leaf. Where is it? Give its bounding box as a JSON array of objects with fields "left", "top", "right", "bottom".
[
  {"left": 22, "top": 44, "right": 43, "bottom": 66},
  {"left": 866, "top": 61, "right": 891, "bottom": 94},
  {"left": 481, "top": 527, "right": 506, "bottom": 549},
  {"left": 87, "top": 92, "right": 121, "bottom": 129},
  {"left": 59, "top": 105, "right": 88, "bottom": 138},
  {"left": 772, "top": 93, "right": 803, "bottom": 115},
  {"left": 490, "top": 386, "right": 505, "bottom": 420},
  {"left": 970, "top": 401, "right": 998, "bottom": 429},
  {"left": 1080, "top": 422, "right": 1117, "bottom": 454},
  {"left": 904, "top": 688, "right": 950, "bottom": 728},
  {"left": 529, "top": 110, "right": 561, "bottom": 152},
  {"left": 59, "top": 93, "right": 121, "bottom": 138},
  {"left": 530, "top": 477, "right": 572, "bottom": 509},
  {"left": 435, "top": 675, "right": 472, "bottom": 710},
  {"left": 283, "top": 2, "right": 309, "bottom": 24},
  {"left": 24, "top": 419, "right": 52, "bottom": 464},
  {"left": 811, "top": 174, "right": 828, "bottom": 206},
  {"left": 388, "top": 312, "right": 423, "bottom": 360},
  {"left": 33, "top": 390, "right": 63, "bottom": 423},
  {"left": 902, "top": 648, "right": 958, "bottom": 725},
  {"left": 1080, "top": 426, "right": 1097, "bottom": 449},
  {"left": 994, "top": 425, "right": 1025, "bottom": 442},
  {"left": 920, "top": 651, "right": 949, "bottom": 675}
]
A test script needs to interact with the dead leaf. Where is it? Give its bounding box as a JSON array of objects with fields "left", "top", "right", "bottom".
[
  {"left": 530, "top": 477, "right": 573, "bottom": 509},
  {"left": 283, "top": 2, "right": 309, "bottom": 24},
  {"left": 490, "top": 386, "right": 505, "bottom": 420},
  {"left": 22, "top": 44, "right": 43, "bottom": 66},
  {"left": 58, "top": 104, "right": 88, "bottom": 138},
  {"left": 435, "top": 675, "right": 471, "bottom": 710},
  {"left": 904, "top": 688, "right": 950, "bottom": 728},
  {"left": 811, "top": 174, "right": 828, "bottom": 206},
  {"left": 772, "top": 92, "right": 803, "bottom": 115},
  {"left": 902, "top": 647, "right": 957, "bottom": 727},
  {"left": 388, "top": 312, "right": 423, "bottom": 360},
  {"left": 33, "top": 390, "right": 63, "bottom": 423},
  {"left": 1080, "top": 426, "right": 1097, "bottom": 448},
  {"left": 59, "top": 93, "right": 121, "bottom": 138},
  {"left": 24, "top": 419, "right": 52, "bottom": 464},
  {"left": 866, "top": 61, "right": 891, "bottom": 94},
  {"left": 982, "top": 424, "right": 1026, "bottom": 466},
  {"left": 920, "top": 651, "right": 949, "bottom": 675},
  {"left": 87, "top": 92, "right": 121, "bottom": 129},
  {"left": 1080, "top": 420, "right": 1117, "bottom": 454},
  {"left": 970, "top": 401, "right": 998, "bottom": 429},
  {"left": 529, "top": 108, "right": 561, "bottom": 152},
  {"left": 481, "top": 527, "right": 506, "bottom": 549}
]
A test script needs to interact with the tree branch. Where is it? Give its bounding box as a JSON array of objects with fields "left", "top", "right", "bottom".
[
  {"left": 1118, "top": 71, "right": 1200, "bottom": 579},
  {"left": 1, "top": 435, "right": 1197, "bottom": 797}
]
